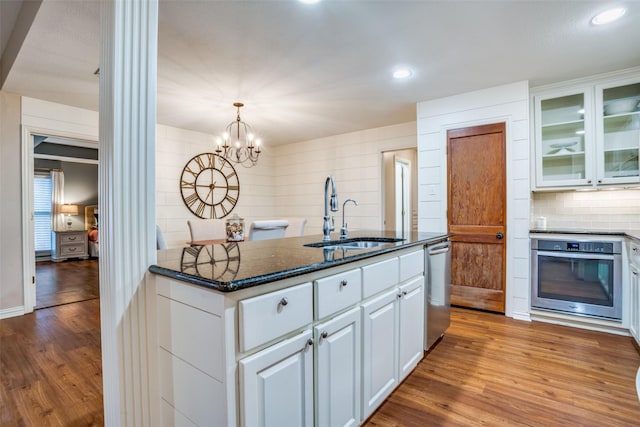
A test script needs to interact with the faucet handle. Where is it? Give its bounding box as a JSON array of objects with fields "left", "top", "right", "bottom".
[{"left": 330, "top": 216, "right": 335, "bottom": 231}]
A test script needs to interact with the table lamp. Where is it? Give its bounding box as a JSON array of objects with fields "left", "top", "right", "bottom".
[{"left": 60, "top": 204, "right": 79, "bottom": 230}]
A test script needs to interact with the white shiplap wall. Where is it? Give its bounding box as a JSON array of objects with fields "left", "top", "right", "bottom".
[
  {"left": 417, "top": 81, "right": 531, "bottom": 320},
  {"left": 272, "top": 122, "right": 417, "bottom": 236},
  {"left": 156, "top": 125, "right": 277, "bottom": 247}
]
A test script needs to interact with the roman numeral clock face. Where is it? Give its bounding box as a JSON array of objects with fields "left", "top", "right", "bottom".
[{"left": 180, "top": 153, "right": 240, "bottom": 219}]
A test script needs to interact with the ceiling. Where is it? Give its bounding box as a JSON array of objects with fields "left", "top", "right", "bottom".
[{"left": 2, "top": 0, "right": 640, "bottom": 145}]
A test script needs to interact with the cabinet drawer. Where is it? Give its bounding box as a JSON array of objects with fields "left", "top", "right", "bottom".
[
  {"left": 399, "top": 249, "right": 424, "bottom": 282},
  {"left": 315, "top": 268, "right": 362, "bottom": 320},
  {"left": 362, "top": 257, "right": 399, "bottom": 298},
  {"left": 60, "top": 233, "right": 85, "bottom": 244},
  {"left": 60, "top": 243, "right": 86, "bottom": 256},
  {"left": 239, "top": 282, "right": 313, "bottom": 352}
]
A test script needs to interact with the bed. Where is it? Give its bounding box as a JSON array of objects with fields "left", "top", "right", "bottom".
[{"left": 85, "top": 204, "right": 99, "bottom": 257}]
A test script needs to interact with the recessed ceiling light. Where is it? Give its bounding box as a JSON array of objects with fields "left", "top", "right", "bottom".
[
  {"left": 393, "top": 68, "right": 412, "bottom": 79},
  {"left": 591, "top": 7, "right": 626, "bottom": 25},
  {"left": 298, "top": 0, "right": 321, "bottom": 4}
]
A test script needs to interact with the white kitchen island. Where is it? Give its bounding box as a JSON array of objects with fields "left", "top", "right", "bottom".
[{"left": 149, "top": 231, "right": 449, "bottom": 427}]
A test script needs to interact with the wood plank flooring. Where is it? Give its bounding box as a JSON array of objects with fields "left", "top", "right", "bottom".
[
  {"left": 35, "top": 259, "right": 100, "bottom": 309},
  {"left": 2, "top": 302, "right": 638, "bottom": 425},
  {"left": 0, "top": 299, "right": 103, "bottom": 426},
  {"left": 365, "top": 307, "right": 640, "bottom": 426}
]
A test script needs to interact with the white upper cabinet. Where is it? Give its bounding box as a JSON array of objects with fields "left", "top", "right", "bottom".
[
  {"left": 532, "top": 69, "right": 640, "bottom": 190},
  {"left": 595, "top": 80, "right": 640, "bottom": 185}
]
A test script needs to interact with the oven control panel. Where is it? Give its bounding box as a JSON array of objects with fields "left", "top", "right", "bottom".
[{"left": 534, "top": 239, "right": 620, "bottom": 255}]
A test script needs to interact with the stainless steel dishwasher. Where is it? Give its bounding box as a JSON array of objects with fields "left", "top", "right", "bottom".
[{"left": 424, "top": 240, "right": 451, "bottom": 350}]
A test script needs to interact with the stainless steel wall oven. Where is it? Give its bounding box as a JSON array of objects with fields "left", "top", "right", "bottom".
[{"left": 531, "top": 238, "right": 622, "bottom": 320}]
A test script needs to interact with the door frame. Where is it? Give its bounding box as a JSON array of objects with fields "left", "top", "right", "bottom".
[{"left": 21, "top": 125, "right": 98, "bottom": 313}]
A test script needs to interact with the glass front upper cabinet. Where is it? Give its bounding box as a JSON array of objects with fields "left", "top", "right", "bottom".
[
  {"left": 535, "top": 89, "right": 593, "bottom": 187},
  {"left": 596, "top": 81, "right": 640, "bottom": 184}
]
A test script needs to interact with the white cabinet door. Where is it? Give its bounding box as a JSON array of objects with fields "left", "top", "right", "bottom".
[
  {"left": 398, "top": 276, "right": 425, "bottom": 381},
  {"left": 240, "top": 330, "right": 314, "bottom": 427},
  {"left": 630, "top": 264, "right": 640, "bottom": 345},
  {"left": 315, "top": 307, "right": 361, "bottom": 427},
  {"left": 361, "top": 288, "right": 399, "bottom": 419},
  {"left": 595, "top": 79, "right": 640, "bottom": 186},
  {"left": 533, "top": 88, "right": 594, "bottom": 189}
]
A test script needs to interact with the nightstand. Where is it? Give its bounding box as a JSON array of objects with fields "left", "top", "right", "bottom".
[{"left": 51, "top": 230, "right": 89, "bottom": 262}]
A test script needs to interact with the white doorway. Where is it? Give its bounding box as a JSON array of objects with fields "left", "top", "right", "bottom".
[
  {"left": 382, "top": 148, "right": 417, "bottom": 233},
  {"left": 21, "top": 129, "right": 99, "bottom": 312}
]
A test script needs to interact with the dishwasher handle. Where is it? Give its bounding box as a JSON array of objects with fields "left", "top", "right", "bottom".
[{"left": 427, "top": 242, "right": 450, "bottom": 256}]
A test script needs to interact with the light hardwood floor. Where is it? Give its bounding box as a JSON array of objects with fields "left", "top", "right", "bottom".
[
  {"left": 1, "top": 301, "right": 639, "bottom": 425},
  {"left": 365, "top": 307, "right": 640, "bottom": 426}
]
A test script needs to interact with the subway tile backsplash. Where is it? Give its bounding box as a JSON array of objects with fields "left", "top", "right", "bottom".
[{"left": 531, "top": 189, "right": 640, "bottom": 231}]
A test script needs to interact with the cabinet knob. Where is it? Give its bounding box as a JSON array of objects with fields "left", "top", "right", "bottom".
[
  {"left": 588, "top": 180, "right": 592, "bottom": 184},
  {"left": 496, "top": 232, "right": 504, "bottom": 240},
  {"left": 279, "top": 297, "right": 288, "bottom": 307},
  {"left": 306, "top": 338, "right": 314, "bottom": 347},
  {"left": 402, "top": 291, "right": 407, "bottom": 296},
  {"left": 321, "top": 331, "right": 328, "bottom": 340},
  {"left": 340, "top": 280, "right": 348, "bottom": 287},
  {"left": 397, "top": 293, "right": 403, "bottom": 299},
  {"left": 598, "top": 179, "right": 602, "bottom": 184},
  {"left": 633, "top": 271, "right": 638, "bottom": 276}
]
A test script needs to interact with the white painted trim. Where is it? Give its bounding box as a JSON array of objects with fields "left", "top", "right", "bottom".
[
  {"left": 41, "top": 136, "right": 98, "bottom": 148},
  {"left": 99, "top": 1, "right": 158, "bottom": 424},
  {"left": 511, "top": 311, "right": 531, "bottom": 322},
  {"left": 20, "top": 123, "right": 99, "bottom": 315},
  {"left": 33, "top": 154, "right": 99, "bottom": 165},
  {"left": 0, "top": 305, "right": 25, "bottom": 319}
]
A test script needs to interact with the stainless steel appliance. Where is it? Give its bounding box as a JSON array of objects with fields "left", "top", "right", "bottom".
[
  {"left": 531, "top": 238, "right": 622, "bottom": 320},
  {"left": 425, "top": 240, "right": 451, "bottom": 350}
]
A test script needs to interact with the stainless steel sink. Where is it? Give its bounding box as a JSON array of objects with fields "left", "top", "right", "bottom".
[{"left": 304, "top": 237, "right": 403, "bottom": 250}]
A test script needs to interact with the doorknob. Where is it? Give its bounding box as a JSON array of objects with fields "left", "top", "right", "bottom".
[{"left": 496, "top": 232, "right": 504, "bottom": 240}]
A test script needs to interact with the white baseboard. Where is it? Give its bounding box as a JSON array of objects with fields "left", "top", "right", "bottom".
[
  {"left": 511, "top": 310, "right": 531, "bottom": 322},
  {"left": 530, "top": 309, "right": 629, "bottom": 336},
  {"left": 0, "top": 306, "right": 25, "bottom": 319}
]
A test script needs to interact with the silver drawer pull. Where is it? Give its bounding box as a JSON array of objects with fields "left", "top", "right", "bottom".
[
  {"left": 633, "top": 271, "right": 638, "bottom": 276},
  {"left": 306, "top": 338, "right": 314, "bottom": 347},
  {"left": 321, "top": 331, "right": 329, "bottom": 340},
  {"left": 279, "top": 297, "right": 288, "bottom": 307},
  {"left": 68, "top": 236, "right": 77, "bottom": 240},
  {"left": 340, "top": 280, "right": 348, "bottom": 287},
  {"left": 68, "top": 247, "right": 77, "bottom": 252}
]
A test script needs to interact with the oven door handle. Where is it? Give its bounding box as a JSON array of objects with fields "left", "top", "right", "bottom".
[{"left": 535, "top": 250, "right": 617, "bottom": 261}]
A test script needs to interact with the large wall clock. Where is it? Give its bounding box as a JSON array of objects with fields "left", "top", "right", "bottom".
[{"left": 180, "top": 153, "right": 240, "bottom": 219}]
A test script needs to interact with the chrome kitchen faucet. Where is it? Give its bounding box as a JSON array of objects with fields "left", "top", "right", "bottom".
[
  {"left": 340, "top": 199, "right": 358, "bottom": 239},
  {"left": 323, "top": 175, "right": 339, "bottom": 241}
]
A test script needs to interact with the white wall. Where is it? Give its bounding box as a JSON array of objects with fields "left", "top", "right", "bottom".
[
  {"left": 532, "top": 189, "right": 640, "bottom": 230},
  {"left": 0, "top": 91, "right": 24, "bottom": 316},
  {"left": 417, "top": 81, "right": 531, "bottom": 320},
  {"left": 272, "top": 122, "right": 417, "bottom": 236},
  {"left": 156, "top": 125, "right": 277, "bottom": 247}
]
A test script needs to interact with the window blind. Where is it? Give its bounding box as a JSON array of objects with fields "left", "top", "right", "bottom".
[{"left": 34, "top": 175, "right": 52, "bottom": 252}]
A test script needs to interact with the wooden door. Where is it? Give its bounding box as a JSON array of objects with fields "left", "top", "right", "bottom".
[
  {"left": 447, "top": 123, "right": 506, "bottom": 313},
  {"left": 315, "top": 307, "right": 361, "bottom": 427}
]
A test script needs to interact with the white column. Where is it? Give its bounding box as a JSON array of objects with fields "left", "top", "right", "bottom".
[{"left": 99, "top": 1, "right": 158, "bottom": 425}]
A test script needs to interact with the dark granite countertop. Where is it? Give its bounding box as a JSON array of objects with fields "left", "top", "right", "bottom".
[
  {"left": 150, "top": 230, "right": 450, "bottom": 292},
  {"left": 530, "top": 228, "right": 640, "bottom": 242}
]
